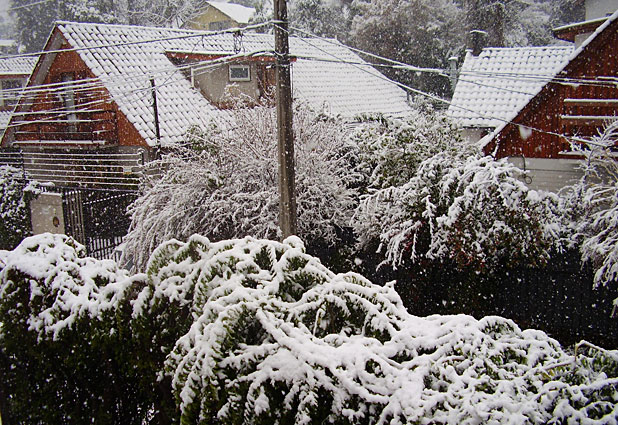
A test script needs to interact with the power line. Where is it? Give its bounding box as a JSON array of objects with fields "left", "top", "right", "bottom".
[
  {"left": 1, "top": 20, "right": 611, "bottom": 150},
  {"left": 0, "top": 20, "right": 274, "bottom": 61},
  {"left": 285, "top": 25, "right": 608, "bottom": 148},
  {"left": 6, "top": 0, "right": 53, "bottom": 11}
]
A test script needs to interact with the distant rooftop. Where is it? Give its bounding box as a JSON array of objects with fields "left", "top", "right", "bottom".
[
  {"left": 448, "top": 46, "right": 574, "bottom": 128},
  {"left": 207, "top": 1, "right": 255, "bottom": 24},
  {"left": 0, "top": 56, "right": 36, "bottom": 75}
]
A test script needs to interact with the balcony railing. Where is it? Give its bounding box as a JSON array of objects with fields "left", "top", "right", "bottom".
[{"left": 11, "top": 109, "right": 118, "bottom": 145}]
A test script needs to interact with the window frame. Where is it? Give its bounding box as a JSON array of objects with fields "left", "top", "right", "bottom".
[{"left": 228, "top": 64, "right": 251, "bottom": 82}]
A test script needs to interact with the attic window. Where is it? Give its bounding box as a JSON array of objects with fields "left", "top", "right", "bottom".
[{"left": 229, "top": 64, "right": 250, "bottom": 82}]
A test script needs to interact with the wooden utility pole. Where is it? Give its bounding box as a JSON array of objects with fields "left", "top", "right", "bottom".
[{"left": 274, "top": 0, "right": 297, "bottom": 238}]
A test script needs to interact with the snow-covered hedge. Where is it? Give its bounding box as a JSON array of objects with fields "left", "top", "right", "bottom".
[
  {"left": 571, "top": 123, "right": 618, "bottom": 300},
  {"left": 2, "top": 233, "right": 616, "bottom": 424},
  {"left": 355, "top": 150, "right": 562, "bottom": 272},
  {"left": 0, "top": 165, "right": 39, "bottom": 250}
]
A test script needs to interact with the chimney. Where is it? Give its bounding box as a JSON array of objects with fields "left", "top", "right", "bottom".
[
  {"left": 468, "top": 30, "right": 488, "bottom": 56},
  {"left": 448, "top": 56, "right": 458, "bottom": 93}
]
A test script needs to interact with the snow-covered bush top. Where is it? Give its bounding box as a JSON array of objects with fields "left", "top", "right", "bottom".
[
  {"left": 0, "top": 165, "right": 41, "bottom": 250},
  {"left": 2, "top": 234, "right": 617, "bottom": 424},
  {"left": 123, "top": 104, "right": 360, "bottom": 272},
  {"left": 351, "top": 104, "right": 473, "bottom": 191},
  {"left": 137, "top": 235, "right": 617, "bottom": 425},
  {"left": 0, "top": 233, "right": 140, "bottom": 339},
  {"left": 355, "top": 149, "right": 562, "bottom": 272}
]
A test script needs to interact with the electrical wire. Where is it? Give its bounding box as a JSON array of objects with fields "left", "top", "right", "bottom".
[
  {"left": 0, "top": 20, "right": 274, "bottom": 61},
  {"left": 283, "top": 24, "right": 610, "bottom": 148},
  {"left": 1, "top": 19, "right": 613, "bottom": 149}
]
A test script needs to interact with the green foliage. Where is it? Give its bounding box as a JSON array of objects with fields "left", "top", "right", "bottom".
[
  {"left": 2, "top": 234, "right": 617, "bottom": 424},
  {"left": 0, "top": 166, "right": 39, "bottom": 250}
]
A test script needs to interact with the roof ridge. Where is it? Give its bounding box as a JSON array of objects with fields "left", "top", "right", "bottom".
[
  {"left": 55, "top": 20, "right": 211, "bottom": 35},
  {"left": 480, "top": 45, "right": 574, "bottom": 52}
]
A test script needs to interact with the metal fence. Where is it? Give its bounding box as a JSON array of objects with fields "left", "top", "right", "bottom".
[{"left": 0, "top": 148, "right": 143, "bottom": 260}]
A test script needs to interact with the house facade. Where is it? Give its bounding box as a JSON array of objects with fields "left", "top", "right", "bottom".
[
  {"left": 0, "top": 21, "right": 412, "bottom": 257},
  {"left": 0, "top": 56, "right": 36, "bottom": 140},
  {"left": 484, "top": 8, "right": 618, "bottom": 192},
  {"left": 182, "top": 1, "right": 256, "bottom": 31}
]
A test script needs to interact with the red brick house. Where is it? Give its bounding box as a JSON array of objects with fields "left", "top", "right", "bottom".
[
  {"left": 482, "top": 8, "right": 618, "bottom": 191},
  {"left": 0, "top": 21, "right": 412, "bottom": 258}
]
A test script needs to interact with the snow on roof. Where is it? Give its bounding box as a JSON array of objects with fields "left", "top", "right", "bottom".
[
  {"left": 206, "top": 1, "right": 255, "bottom": 24},
  {"left": 56, "top": 21, "right": 411, "bottom": 148},
  {"left": 486, "top": 8, "right": 618, "bottom": 143},
  {"left": 0, "top": 56, "right": 36, "bottom": 75},
  {"left": 448, "top": 46, "right": 574, "bottom": 129}
]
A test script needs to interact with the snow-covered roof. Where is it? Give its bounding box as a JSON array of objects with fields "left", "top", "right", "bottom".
[
  {"left": 207, "top": 1, "right": 255, "bottom": 24},
  {"left": 0, "top": 56, "right": 36, "bottom": 75},
  {"left": 0, "top": 110, "right": 11, "bottom": 129},
  {"left": 487, "top": 8, "right": 618, "bottom": 143},
  {"left": 54, "top": 21, "right": 411, "bottom": 148},
  {"left": 448, "top": 46, "right": 574, "bottom": 129}
]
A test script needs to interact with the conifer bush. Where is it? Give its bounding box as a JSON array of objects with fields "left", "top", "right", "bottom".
[
  {"left": 1, "top": 234, "right": 617, "bottom": 424},
  {"left": 0, "top": 165, "right": 39, "bottom": 250}
]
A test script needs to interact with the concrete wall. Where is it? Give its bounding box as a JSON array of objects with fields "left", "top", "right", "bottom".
[
  {"left": 507, "top": 157, "right": 584, "bottom": 193},
  {"left": 30, "top": 192, "right": 65, "bottom": 235},
  {"left": 586, "top": 0, "right": 618, "bottom": 20},
  {"left": 195, "top": 62, "right": 260, "bottom": 105}
]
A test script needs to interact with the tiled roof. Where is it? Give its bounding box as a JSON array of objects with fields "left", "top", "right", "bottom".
[
  {"left": 448, "top": 46, "right": 574, "bottom": 128},
  {"left": 487, "top": 8, "right": 618, "bottom": 143},
  {"left": 57, "top": 21, "right": 411, "bottom": 148},
  {"left": 207, "top": 1, "right": 255, "bottom": 24},
  {"left": 0, "top": 56, "right": 37, "bottom": 75}
]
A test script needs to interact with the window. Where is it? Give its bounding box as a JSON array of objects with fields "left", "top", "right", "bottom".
[
  {"left": 0, "top": 79, "right": 24, "bottom": 108},
  {"left": 61, "top": 73, "right": 78, "bottom": 130},
  {"left": 229, "top": 64, "right": 250, "bottom": 82}
]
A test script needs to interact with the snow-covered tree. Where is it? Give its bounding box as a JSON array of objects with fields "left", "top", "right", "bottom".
[
  {"left": 568, "top": 122, "right": 618, "bottom": 308},
  {"left": 289, "top": 0, "right": 356, "bottom": 39},
  {"left": 9, "top": 0, "right": 120, "bottom": 52},
  {"left": 353, "top": 133, "right": 562, "bottom": 274},
  {"left": 351, "top": 104, "right": 473, "bottom": 191},
  {"left": 123, "top": 105, "right": 360, "bottom": 272},
  {"left": 349, "top": 0, "right": 464, "bottom": 96},
  {"left": 465, "top": 0, "right": 584, "bottom": 47},
  {"left": 3, "top": 233, "right": 617, "bottom": 424},
  {"left": 0, "top": 166, "right": 39, "bottom": 250}
]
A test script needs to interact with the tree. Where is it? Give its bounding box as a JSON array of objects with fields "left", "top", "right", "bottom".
[
  {"left": 288, "top": 0, "right": 356, "bottom": 39},
  {"left": 9, "top": 0, "right": 119, "bottom": 52},
  {"left": 8, "top": 0, "right": 209, "bottom": 52},
  {"left": 350, "top": 111, "right": 564, "bottom": 315},
  {"left": 464, "top": 0, "right": 584, "bottom": 47},
  {"left": 2, "top": 233, "right": 617, "bottom": 424},
  {"left": 568, "top": 122, "right": 618, "bottom": 307},
  {"left": 349, "top": 0, "right": 464, "bottom": 96},
  {"left": 122, "top": 104, "right": 360, "bottom": 272}
]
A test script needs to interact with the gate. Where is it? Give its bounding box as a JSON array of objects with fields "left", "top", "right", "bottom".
[{"left": 62, "top": 189, "right": 137, "bottom": 260}]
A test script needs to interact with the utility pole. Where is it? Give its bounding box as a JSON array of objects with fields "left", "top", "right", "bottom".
[{"left": 274, "top": 0, "right": 297, "bottom": 238}]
